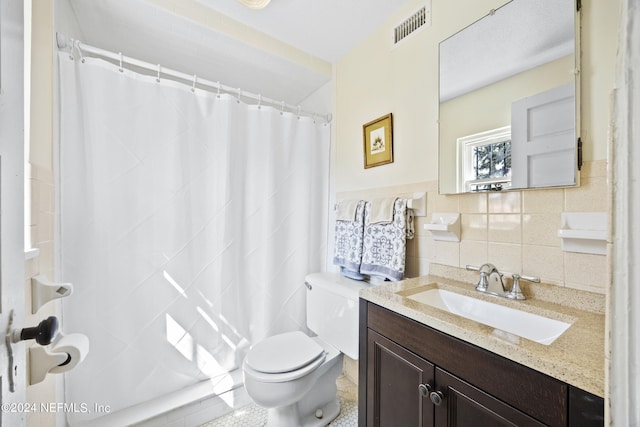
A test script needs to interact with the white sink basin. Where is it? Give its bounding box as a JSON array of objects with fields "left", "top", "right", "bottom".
[{"left": 405, "top": 288, "right": 571, "bottom": 345}]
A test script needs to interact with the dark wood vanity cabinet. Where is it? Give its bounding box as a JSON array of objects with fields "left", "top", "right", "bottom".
[{"left": 359, "top": 300, "right": 604, "bottom": 427}]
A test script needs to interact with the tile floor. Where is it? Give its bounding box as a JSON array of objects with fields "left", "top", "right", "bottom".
[{"left": 199, "top": 374, "right": 358, "bottom": 427}]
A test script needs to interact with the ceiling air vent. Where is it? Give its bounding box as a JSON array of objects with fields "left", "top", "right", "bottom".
[{"left": 393, "top": 3, "right": 431, "bottom": 46}]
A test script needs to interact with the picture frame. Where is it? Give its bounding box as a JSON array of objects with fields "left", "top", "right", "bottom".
[{"left": 363, "top": 113, "right": 393, "bottom": 169}]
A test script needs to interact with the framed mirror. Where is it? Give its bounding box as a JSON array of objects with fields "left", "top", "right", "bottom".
[{"left": 438, "top": 0, "right": 579, "bottom": 194}]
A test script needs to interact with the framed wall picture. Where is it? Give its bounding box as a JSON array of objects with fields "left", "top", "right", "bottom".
[{"left": 363, "top": 113, "right": 393, "bottom": 168}]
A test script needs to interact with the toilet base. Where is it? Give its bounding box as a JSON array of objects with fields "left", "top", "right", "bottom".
[{"left": 266, "top": 397, "right": 340, "bottom": 427}]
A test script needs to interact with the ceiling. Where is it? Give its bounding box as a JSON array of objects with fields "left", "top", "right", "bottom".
[
  {"left": 195, "top": 0, "right": 412, "bottom": 64},
  {"left": 440, "top": 0, "right": 575, "bottom": 102},
  {"left": 67, "top": 0, "right": 412, "bottom": 106}
]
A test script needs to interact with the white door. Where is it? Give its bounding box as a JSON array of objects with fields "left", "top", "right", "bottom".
[
  {"left": 511, "top": 82, "right": 577, "bottom": 189},
  {"left": 0, "top": 0, "right": 27, "bottom": 425}
]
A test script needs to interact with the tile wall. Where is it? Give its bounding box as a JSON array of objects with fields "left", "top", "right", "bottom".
[
  {"left": 336, "top": 159, "right": 609, "bottom": 295},
  {"left": 25, "top": 163, "right": 59, "bottom": 427}
]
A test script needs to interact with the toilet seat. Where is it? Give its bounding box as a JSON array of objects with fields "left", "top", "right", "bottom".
[{"left": 244, "top": 331, "right": 328, "bottom": 383}]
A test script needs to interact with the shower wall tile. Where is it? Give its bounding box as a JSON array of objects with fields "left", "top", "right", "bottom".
[
  {"left": 414, "top": 229, "right": 435, "bottom": 259},
  {"left": 428, "top": 191, "right": 459, "bottom": 213},
  {"left": 34, "top": 211, "right": 54, "bottom": 243},
  {"left": 564, "top": 252, "right": 608, "bottom": 293},
  {"left": 581, "top": 159, "right": 608, "bottom": 179},
  {"left": 459, "top": 192, "right": 487, "bottom": 213},
  {"left": 488, "top": 242, "right": 522, "bottom": 274},
  {"left": 522, "top": 245, "right": 565, "bottom": 286},
  {"left": 431, "top": 241, "right": 459, "bottom": 267},
  {"left": 522, "top": 213, "right": 561, "bottom": 247},
  {"left": 522, "top": 188, "right": 564, "bottom": 213},
  {"left": 488, "top": 214, "right": 522, "bottom": 244},
  {"left": 565, "top": 176, "right": 608, "bottom": 212},
  {"left": 35, "top": 241, "right": 55, "bottom": 282},
  {"left": 488, "top": 191, "right": 521, "bottom": 213},
  {"left": 460, "top": 240, "right": 488, "bottom": 268},
  {"left": 460, "top": 214, "right": 487, "bottom": 241}
]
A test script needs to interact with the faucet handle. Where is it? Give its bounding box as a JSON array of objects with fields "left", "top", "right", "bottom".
[
  {"left": 507, "top": 274, "right": 540, "bottom": 300},
  {"left": 465, "top": 265, "right": 480, "bottom": 272}
]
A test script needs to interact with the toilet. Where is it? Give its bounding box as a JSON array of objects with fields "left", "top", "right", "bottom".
[{"left": 242, "top": 272, "right": 369, "bottom": 427}]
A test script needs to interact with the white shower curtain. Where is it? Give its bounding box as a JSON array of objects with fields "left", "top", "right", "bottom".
[{"left": 58, "top": 52, "right": 330, "bottom": 422}]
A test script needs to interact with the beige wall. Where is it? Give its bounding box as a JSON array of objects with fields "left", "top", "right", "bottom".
[
  {"left": 333, "top": 0, "right": 619, "bottom": 296},
  {"left": 334, "top": 0, "right": 617, "bottom": 192}
]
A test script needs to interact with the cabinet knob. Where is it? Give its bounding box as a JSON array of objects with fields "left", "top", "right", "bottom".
[
  {"left": 429, "top": 390, "right": 445, "bottom": 406},
  {"left": 418, "top": 383, "right": 432, "bottom": 397}
]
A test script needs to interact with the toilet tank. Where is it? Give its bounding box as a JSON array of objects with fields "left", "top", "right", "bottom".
[{"left": 305, "top": 272, "right": 372, "bottom": 360}]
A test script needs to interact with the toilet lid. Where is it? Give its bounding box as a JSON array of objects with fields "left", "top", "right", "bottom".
[{"left": 245, "top": 331, "right": 325, "bottom": 374}]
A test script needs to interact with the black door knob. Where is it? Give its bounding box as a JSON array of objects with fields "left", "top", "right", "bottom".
[{"left": 16, "top": 316, "right": 59, "bottom": 346}]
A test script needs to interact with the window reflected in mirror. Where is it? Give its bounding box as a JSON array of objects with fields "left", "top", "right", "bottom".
[{"left": 459, "top": 126, "right": 512, "bottom": 193}]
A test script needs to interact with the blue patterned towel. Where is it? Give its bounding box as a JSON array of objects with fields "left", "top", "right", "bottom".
[
  {"left": 360, "top": 198, "right": 407, "bottom": 281},
  {"left": 333, "top": 200, "right": 366, "bottom": 279}
]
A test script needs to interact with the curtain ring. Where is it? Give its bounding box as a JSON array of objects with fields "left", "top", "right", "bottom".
[
  {"left": 280, "top": 101, "right": 285, "bottom": 115},
  {"left": 258, "top": 94, "right": 262, "bottom": 109},
  {"left": 216, "top": 81, "right": 221, "bottom": 98},
  {"left": 237, "top": 88, "right": 241, "bottom": 103},
  {"left": 297, "top": 105, "right": 301, "bottom": 119},
  {"left": 191, "top": 75, "right": 197, "bottom": 93},
  {"left": 118, "top": 52, "right": 124, "bottom": 73},
  {"left": 156, "top": 64, "right": 161, "bottom": 83},
  {"left": 73, "top": 39, "right": 83, "bottom": 62}
]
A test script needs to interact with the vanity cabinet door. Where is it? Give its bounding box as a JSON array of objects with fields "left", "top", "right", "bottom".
[
  {"left": 569, "top": 386, "right": 605, "bottom": 426},
  {"left": 367, "top": 330, "right": 435, "bottom": 427},
  {"left": 433, "top": 367, "right": 546, "bottom": 427}
]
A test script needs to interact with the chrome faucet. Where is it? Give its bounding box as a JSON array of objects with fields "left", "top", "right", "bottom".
[
  {"left": 486, "top": 268, "right": 507, "bottom": 295},
  {"left": 466, "top": 263, "right": 501, "bottom": 293},
  {"left": 466, "top": 264, "right": 540, "bottom": 300}
]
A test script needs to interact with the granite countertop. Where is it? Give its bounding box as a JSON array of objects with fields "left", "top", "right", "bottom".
[{"left": 359, "top": 274, "right": 605, "bottom": 398}]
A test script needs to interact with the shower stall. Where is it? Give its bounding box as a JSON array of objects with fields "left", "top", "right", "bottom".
[{"left": 56, "top": 41, "right": 330, "bottom": 424}]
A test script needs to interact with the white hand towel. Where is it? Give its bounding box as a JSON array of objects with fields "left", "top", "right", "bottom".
[
  {"left": 335, "top": 199, "right": 362, "bottom": 221},
  {"left": 368, "top": 197, "right": 398, "bottom": 224}
]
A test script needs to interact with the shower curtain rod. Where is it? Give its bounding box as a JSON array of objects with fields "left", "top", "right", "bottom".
[{"left": 55, "top": 33, "right": 332, "bottom": 123}]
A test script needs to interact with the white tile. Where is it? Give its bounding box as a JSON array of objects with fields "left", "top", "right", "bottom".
[
  {"left": 198, "top": 377, "right": 358, "bottom": 427},
  {"left": 199, "top": 395, "right": 358, "bottom": 427}
]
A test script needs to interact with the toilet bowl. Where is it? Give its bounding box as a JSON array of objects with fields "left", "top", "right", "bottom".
[
  {"left": 242, "top": 272, "right": 370, "bottom": 427},
  {"left": 243, "top": 332, "right": 343, "bottom": 427}
]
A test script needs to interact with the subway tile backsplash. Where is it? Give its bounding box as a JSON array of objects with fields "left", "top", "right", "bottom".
[{"left": 336, "top": 160, "right": 608, "bottom": 294}]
